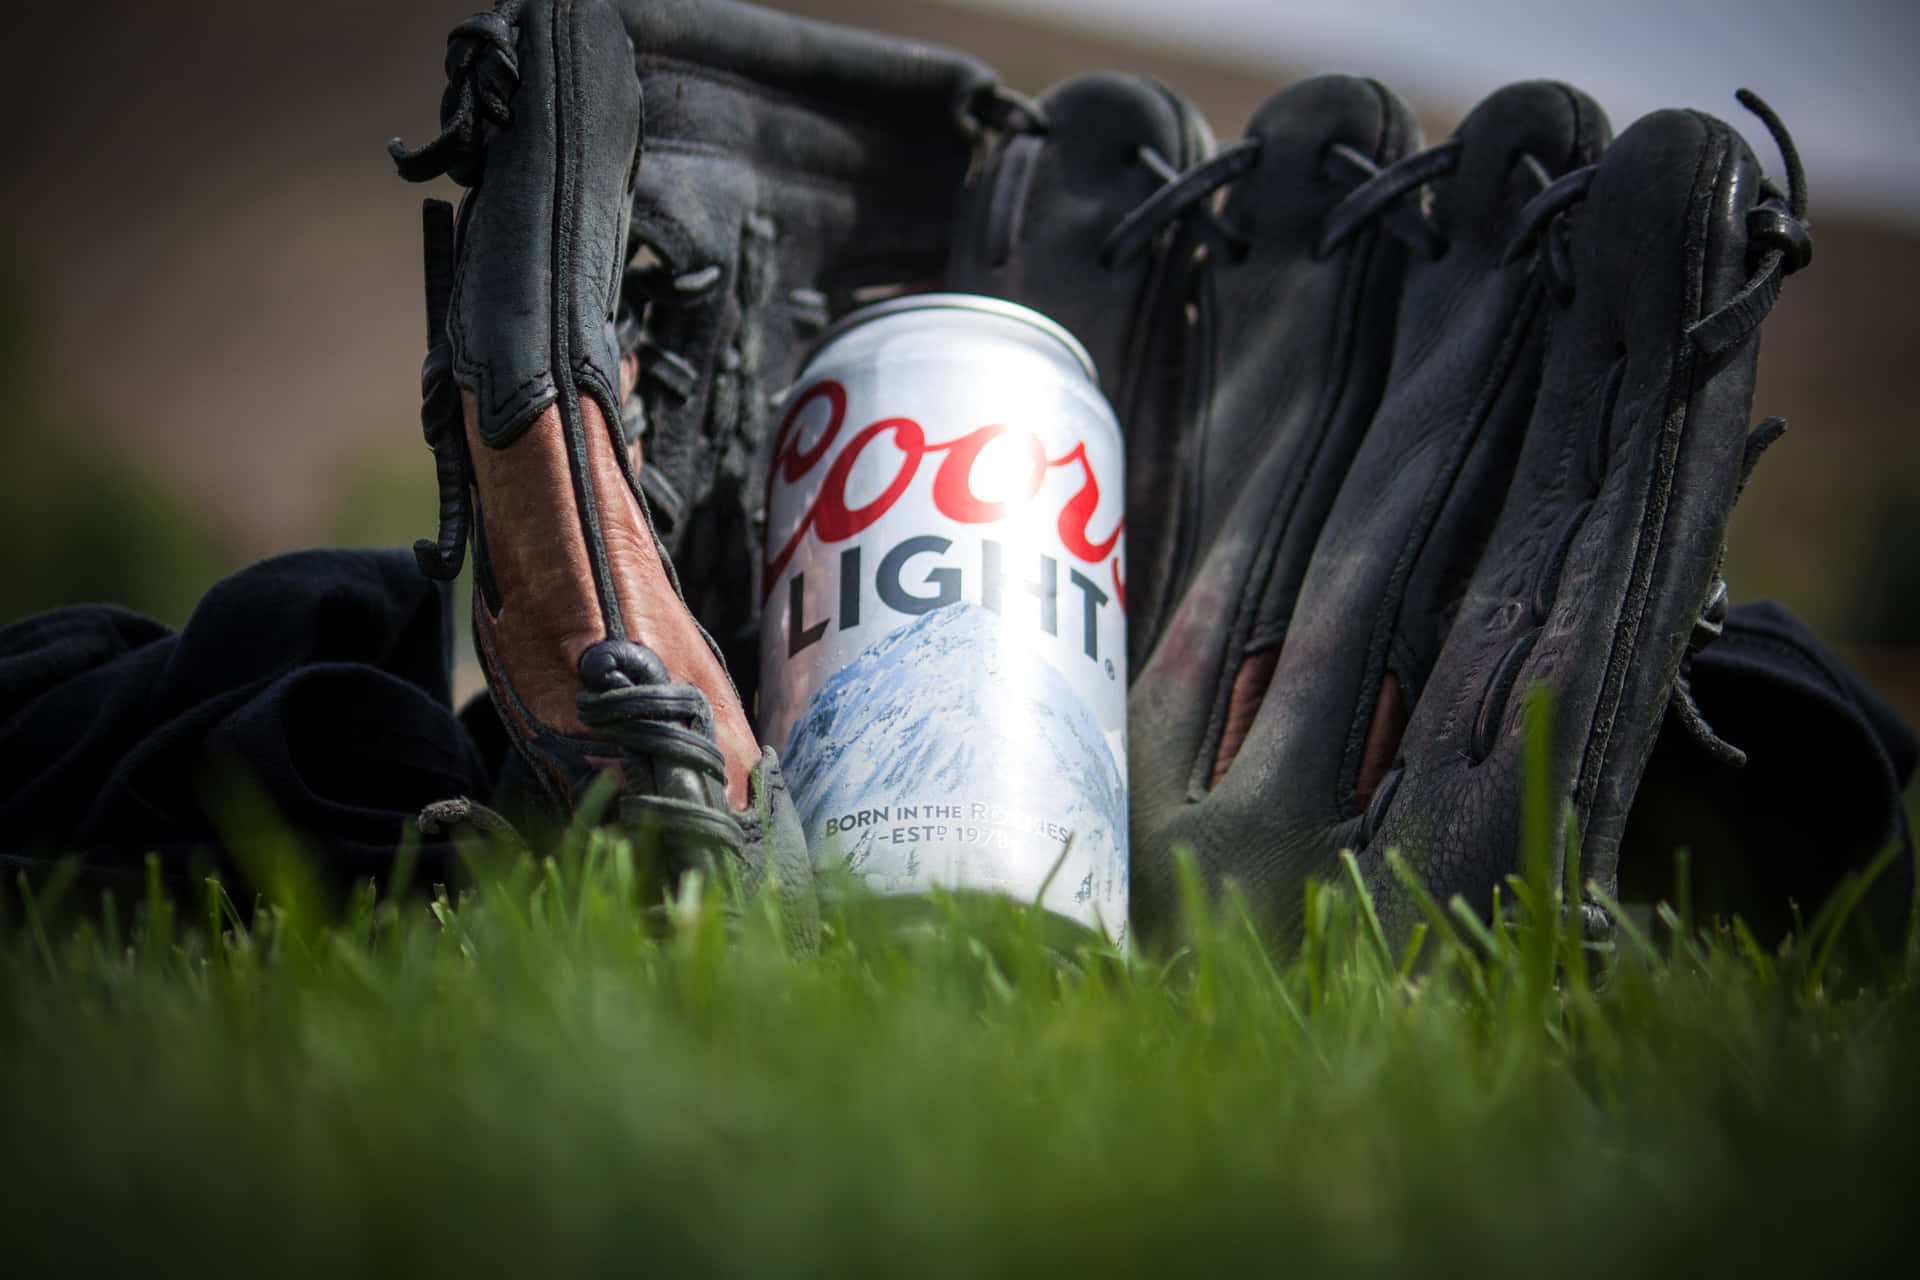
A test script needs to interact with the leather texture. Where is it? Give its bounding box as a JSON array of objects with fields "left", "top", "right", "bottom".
[
  {"left": 443, "top": 0, "right": 634, "bottom": 451},
  {"left": 1135, "top": 77, "right": 1426, "bottom": 685},
  {"left": 1119, "top": 81, "right": 1800, "bottom": 942},
  {"left": 952, "top": 69, "right": 1808, "bottom": 942}
]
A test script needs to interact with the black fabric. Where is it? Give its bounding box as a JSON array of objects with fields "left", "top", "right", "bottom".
[
  {"left": 1622, "top": 600, "right": 1917, "bottom": 941},
  {"left": 0, "top": 549, "right": 493, "bottom": 895}
]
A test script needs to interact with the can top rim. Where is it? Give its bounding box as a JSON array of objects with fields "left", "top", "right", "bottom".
[{"left": 795, "top": 293, "right": 1099, "bottom": 385}]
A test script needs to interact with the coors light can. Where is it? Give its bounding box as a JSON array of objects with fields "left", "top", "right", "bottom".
[{"left": 758, "top": 294, "right": 1128, "bottom": 942}]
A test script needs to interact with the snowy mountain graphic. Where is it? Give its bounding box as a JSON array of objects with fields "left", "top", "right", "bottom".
[{"left": 783, "top": 601, "right": 1127, "bottom": 932}]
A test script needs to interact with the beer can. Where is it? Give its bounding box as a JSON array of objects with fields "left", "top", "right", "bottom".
[{"left": 759, "top": 294, "right": 1128, "bottom": 943}]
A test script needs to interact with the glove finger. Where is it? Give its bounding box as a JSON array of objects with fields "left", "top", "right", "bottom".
[
  {"left": 1183, "top": 82, "right": 1610, "bottom": 917},
  {"left": 947, "top": 71, "right": 1214, "bottom": 667},
  {"left": 1129, "top": 74, "right": 1421, "bottom": 785},
  {"left": 1168, "top": 75, "right": 1424, "bottom": 626},
  {"left": 949, "top": 71, "right": 1212, "bottom": 390},
  {"left": 1127, "top": 75, "right": 1425, "bottom": 923},
  {"left": 1220, "top": 81, "right": 1608, "bottom": 786},
  {"left": 1373, "top": 104, "right": 1782, "bottom": 930}
]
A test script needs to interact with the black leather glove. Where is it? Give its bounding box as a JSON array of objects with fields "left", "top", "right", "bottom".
[{"left": 956, "top": 69, "right": 1815, "bottom": 942}]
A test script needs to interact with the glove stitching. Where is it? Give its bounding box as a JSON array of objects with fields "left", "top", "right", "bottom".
[
  {"left": 544, "top": 0, "right": 626, "bottom": 645},
  {"left": 1185, "top": 235, "right": 1385, "bottom": 800},
  {"left": 1355, "top": 283, "right": 1552, "bottom": 802},
  {"left": 1139, "top": 255, "right": 1212, "bottom": 664},
  {"left": 1575, "top": 125, "right": 1732, "bottom": 859}
]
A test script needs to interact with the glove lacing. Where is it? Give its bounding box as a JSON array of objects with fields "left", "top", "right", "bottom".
[
  {"left": 388, "top": 2, "right": 526, "bottom": 189},
  {"left": 1096, "top": 87, "right": 1811, "bottom": 353},
  {"left": 1097, "top": 133, "right": 1487, "bottom": 271},
  {"left": 576, "top": 641, "right": 745, "bottom": 857},
  {"left": 1500, "top": 88, "right": 1811, "bottom": 340},
  {"left": 389, "top": 0, "right": 531, "bottom": 582},
  {"left": 1318, "top": 139, "right": 1463, "bottom": 259},
  {"left": 1687, "top": 90, "right": 1813, "bottom": 358},
  {"left": 1099, "top": 140, "right": 1262, "bottom": 267}
]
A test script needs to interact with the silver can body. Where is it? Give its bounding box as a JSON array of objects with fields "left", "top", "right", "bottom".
[{"left": 759, "top": 295, "right": 1128, "bottom": 942}]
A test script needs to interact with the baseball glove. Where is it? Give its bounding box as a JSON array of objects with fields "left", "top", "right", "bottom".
[
  {"left": 958, "top": 68, "right": 1813, "bottom": 941},
  {"left": 389, "top": 0, "right": 1023, "bottom": 927}
]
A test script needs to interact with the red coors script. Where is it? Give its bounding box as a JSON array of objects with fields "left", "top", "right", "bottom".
[{"left": 763, "top": 379, "right": 1127, "bottom": 604}]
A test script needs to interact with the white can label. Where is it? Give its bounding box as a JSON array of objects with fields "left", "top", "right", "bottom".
[{"left": 759, "top": 308, "right": 1128, "bottom": 942}]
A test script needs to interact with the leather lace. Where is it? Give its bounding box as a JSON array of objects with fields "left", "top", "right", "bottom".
[
  {"left": 967, "top": 83, "right": 1049, "bottom": 137},
  {"left": 1100, "top": 140, "right": 1260, "bottom": 268},
  {"left": 1318, "top": 139, "right": 1461, "bottom": 259},
  {"left": 1098, "top": 134, "right": 1472, "bottom": 272},
  {"left": 1502, "top": 89, "right": 1811, "bottom": 331},
  {"left": 1099, "top": 88, "right": 1810, "bottom": 324},
  {"left": 578, "top": 684, "right": 729, "bottom": 783},
  {"left": 1688, "top": 90, "right": 1812, "bottom": 357},
  {"left": 388, "top": 2, "right": 525, "bottom": 188},
  {"left": 1500, "top": 165, "right": 1595, "bottom": 302}
]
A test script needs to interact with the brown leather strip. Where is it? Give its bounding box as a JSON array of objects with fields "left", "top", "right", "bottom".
[
  {"left": 462, "top": 390, "right": 758, "bottom": 812},
  {"left": 472, "top": 608, "right": 537, "bottom": 745},
  {"left": 463, "top": 392, "right": 604, "bottom": 740},
  {"left": 1355, "top": 670, "right": 1407, "bottom": 810},
  {"left": 1211, "top": 648, "right": 1280, "bottom": 788},
  {"left": 581, "top": 397, "right": 758, "bottom": 809}
]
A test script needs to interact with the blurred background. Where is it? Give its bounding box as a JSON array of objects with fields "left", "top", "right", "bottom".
[{"left": 2, "top": 0, "right": 1915, "bottom": 716}]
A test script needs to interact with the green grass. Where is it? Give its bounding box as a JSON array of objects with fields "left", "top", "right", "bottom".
[{"left": 3, "top": 810, "right": 1915, "bottom": 1278}]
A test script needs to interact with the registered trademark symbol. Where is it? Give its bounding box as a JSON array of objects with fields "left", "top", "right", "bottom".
[{"left": 1104, "top": 658, "right": 1115, "bottom": 680}]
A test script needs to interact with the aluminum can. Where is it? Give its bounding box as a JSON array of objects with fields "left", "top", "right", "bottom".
[{"left": 759, "top": 294, "right": 1128, "bottom": 942}]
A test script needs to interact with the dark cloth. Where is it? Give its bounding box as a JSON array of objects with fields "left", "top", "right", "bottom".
[
  {"left": 1622, "top": 600, "right": 1918, "bottom": 940},
  {"left": 0, "top": 549, "right": 494, "bottom": 894},
  {"left": 0, "top": 549, "right": 1912, "bottom": 926}
]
